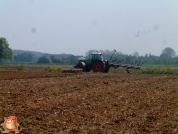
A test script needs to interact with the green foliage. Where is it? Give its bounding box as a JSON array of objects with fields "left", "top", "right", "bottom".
[
  {"left": 50, "top": 56, "right": 61, "bottom": 63},
  {"left": 21, "top": 117, "right": 31, "bottom": 125},
  {"left": 43, "top": 66, "right": 61, "bottom": 72},
  {"left": 50, "top": 89, "right": 59, "bottom": 95},
  {"left": 16, "top": 65, "right": 28, "bottom": 71},
  {"left": 0, "top": 37, "right": 12, "bottom": 61},
  {"left": 141, "top": 64, "right": 174, "bottom": 74},
  {"left": 160, "top": 47, "right": 176, "bottom": 58},
  {"left": 37, "top": 56, "right": 50, "bottom": 64},
  {"left": 142, "top": 65, "right": 161, "bottom": 74},
  {"left": 14, "top": 52, "right": 34, "bottom": 62},
  {"left": 67, "top": 55, "right": 78, "bottom": 64}
]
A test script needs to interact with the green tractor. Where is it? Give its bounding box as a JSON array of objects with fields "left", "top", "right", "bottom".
[
  {"left": 75, "top": 52, "right": 110, "bottom": 72},
  {"left": 70, "top": 50, "right": 142, "bottom": 73}
]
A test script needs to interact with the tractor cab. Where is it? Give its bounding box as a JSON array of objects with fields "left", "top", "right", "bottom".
[{"left": 89, "top": 52, "right": 104, "bottom": 61}]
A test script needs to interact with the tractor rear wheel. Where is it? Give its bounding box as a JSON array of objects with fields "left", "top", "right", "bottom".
[{"left": 93, "top": 61, "right": 104, "bottom": 72}]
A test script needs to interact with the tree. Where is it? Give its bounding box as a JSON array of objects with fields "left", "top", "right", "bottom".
[
  {"left": 132, "top": 52, "right": 139, "bottom": 58},
  {"left": 37, "top": 56, "right": 50, "bottom": 64},
  {"left": 160, "top": 47, "right": 176, "bottom": 58},
  {"left": 85, "top": 50, "right": 98, "bottom": 56},
  {"left": 14, "top": 52, "right": 34, "bottom": 62},
  {"left": 0, "top": 37, "right": 12, "bottom": 61},
  {"left": 67, "top": 55, "right": 78, "bottom": 64},
  {"left": 50, "top": 56, "right": 61, "bottom": 63}
]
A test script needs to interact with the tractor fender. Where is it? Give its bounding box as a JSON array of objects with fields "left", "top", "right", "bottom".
[{"left": 75, "top": 61, "right": 86, "bottom": 70}]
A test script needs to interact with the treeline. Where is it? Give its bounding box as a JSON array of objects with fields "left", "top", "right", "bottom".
[
  {"left": 36, "top": 55, "right": 78, "bottom": 64},
  {"left": 85, "top": 47, "right": 178, "bottom": 65},
  {"left": 10, "top": 47, "right": 178, "bottom": 65},
  {"left": 1, "top": 37, "right": 177, "bottom": 65},
  {"left": 12, "top": 52, "right": 79, "bottom": 65}
]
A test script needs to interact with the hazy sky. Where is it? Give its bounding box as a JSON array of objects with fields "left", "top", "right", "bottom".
[{"left": 0, "top": 0, "right": 178, "bottom": 56}]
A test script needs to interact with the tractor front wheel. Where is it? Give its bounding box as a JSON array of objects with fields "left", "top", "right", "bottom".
[
  {"left": 93, "top": 61, "right": 104, "bottom": 72},
  {"left": 75, "top": 62, "right": 85, "bottom": 70}
]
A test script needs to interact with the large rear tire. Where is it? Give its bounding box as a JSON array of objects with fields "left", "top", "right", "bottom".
[
  {"left": 104, "top": 61, "right": 109, "bottom": 72},
  {"left": 92, "top": 61, "right": 104, "bottom": 72}
]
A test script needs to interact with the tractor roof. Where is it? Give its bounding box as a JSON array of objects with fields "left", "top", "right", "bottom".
[{"left": 90, "top": 52, "right": 103, "bottom": 55}]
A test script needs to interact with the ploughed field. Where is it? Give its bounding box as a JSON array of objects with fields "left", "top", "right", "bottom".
[{"left": 0, "top": 68, "right": 178, "bottom": 134}]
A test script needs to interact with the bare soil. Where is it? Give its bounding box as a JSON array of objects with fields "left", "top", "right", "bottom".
[{"left": 0, "top": 68, "right": 178, "bottom": 134}]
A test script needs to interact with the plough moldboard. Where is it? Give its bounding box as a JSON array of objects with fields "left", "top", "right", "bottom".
[{"left": 109, "top": 60, "right": 143, "bottom": 73}]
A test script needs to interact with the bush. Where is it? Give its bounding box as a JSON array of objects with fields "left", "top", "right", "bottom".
[
  {"left": 43, "top": 66, "right": 61, "bottom": 72},
  {"left": 37, "top": 56, "right": 50, "bottom": 64},
  {"left": 141, "top": 64, "right": 174, "bottom": 74},
  {"left": 16, "top": 65, "right": 28, "bottom": 71}
]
